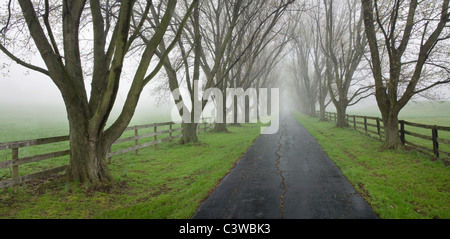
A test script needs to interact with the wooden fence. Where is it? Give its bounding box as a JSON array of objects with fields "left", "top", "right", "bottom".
[
  {"left": 0, "top": 118, "right": 215, "bottom": 191},
  {"left": 316, "top": 111, "right": 450, "bottom": 164}
]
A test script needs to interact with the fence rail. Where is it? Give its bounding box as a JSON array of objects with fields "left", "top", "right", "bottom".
[
  {"left": 0, "top": 117, "right": 215, "bottom": 191},
  {"left": 316, "top": 111, "right": 450, "bottom": 164}
]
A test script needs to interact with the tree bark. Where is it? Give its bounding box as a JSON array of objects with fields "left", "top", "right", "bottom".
[
  {"left": 66, "top": 112, "right": 112, "bottom": 184},
  {"left": 230, "top": 96, "right": 242, "bottom": 126},
  {"left": 319, "top": 100, "right": 327, "bottom": 121},
  {"left": 380, "top": 110, "right": 402, "bottom": 149},
  {"left": 213, "top": 101, "right": 230, "bottom": 133},
  {"left": 180, "top": 123, "right": 199, "bottom": 144},
  {"left": 213, "top": 123, "right": 230, "bottom": 133},
  {"left": 244, "top": 96, "right": 251, "bottom": 123},
  {"left": 310, "top": 100, "right": 317, "bottom": 118},
  {"left": 335, "top": 103, "right": 348, "bottom": 127}
]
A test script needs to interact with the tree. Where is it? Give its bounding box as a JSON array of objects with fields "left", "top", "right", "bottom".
[
  {"left": 310, "top": 3, "right": 330, "bottom": 121},
  {"left": 361, "top": 0, "right": 450, "bottom": 149},
  {"left": 139, "top": 1, "right": 203, "bottom": 144},
  {"left": 304, "top": 1, "right": 331, "bottom": 121},
  {"left": 323, "top": 0, "right": 372, "bottom": 127},
  {"left": 225, "top": 0, "right": 294, "bottom": 125},
  {"left": 0, "top": 0, "right": 197, "bottom": 184},
  {"left": 175, "top": 0, "right": 293, "bottom": 134},
  {"left": 289, "top": 15, "right": 320, "bottom": 117}
]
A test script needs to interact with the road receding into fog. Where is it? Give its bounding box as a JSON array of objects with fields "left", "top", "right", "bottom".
[{"left": 193, "top": 110, "right": 377, "bottom": 219}]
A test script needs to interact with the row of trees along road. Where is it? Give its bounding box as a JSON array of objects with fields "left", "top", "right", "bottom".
[
  {"left": 290, "top": 0, "right": 449, "bottom": 149},
  {"left": 289, "top": 0, "right": 373, "bottom": 125},
  {"left": 0, "top": 0, "right": 295, "bottom": 184},
  {"left": 0, "top": 0, "right": 448, "bottom": 184}
]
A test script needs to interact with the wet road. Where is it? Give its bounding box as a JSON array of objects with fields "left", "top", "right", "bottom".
[{"left": 193, "top": 110, "right": 378, "bottom": 219}]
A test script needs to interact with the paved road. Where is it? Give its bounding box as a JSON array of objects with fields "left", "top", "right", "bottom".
[{"left": 193, "top": 110, "right": 378, "bottom": 219}]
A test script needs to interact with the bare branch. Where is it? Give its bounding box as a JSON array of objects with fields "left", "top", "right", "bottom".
[{"left": 0, "top": 42, "right": 49, "bottom": 76}]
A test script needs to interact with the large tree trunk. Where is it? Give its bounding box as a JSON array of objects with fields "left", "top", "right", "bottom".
[
  {"left": 180, "top": 122, "right": 199, "bottom": 144},
  {"left": 230, "top": 96, "right": 242, "bottom": 126},
  {"left": 380, "top": 109, "right": 403, "bottom": 149},
  {"left": 213, "top": 123, "right": 230, "bottom": 133},
  {"left": 319, "top": 100, "right": 326, "bottom": 121},
  {"left": 335, "top": 104, "right": 348, "bottom": 128},
  {"left": 244, "top": 97, "right": 250, "bottom": 123},
  {"left": 66, "top": 116, "right": 112, "bottom": 184},
  {"left": 213, "top": 90, "right": 230, "bottom": 133},
  {"left": 310, "top": 100, "right": 317, "bottom": 117}
]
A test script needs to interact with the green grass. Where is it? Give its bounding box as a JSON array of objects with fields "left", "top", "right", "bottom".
[
  {"left": 344, "top": 101, "right": 450, "bottom": 158},
  {"left": 0, "top": 105, "right": 175, "bottom": 179},
  {"left": 0, "top": 124, "right": 262, "bottom": 219},
  {"left": 347, "top": 101, "right": 450, "bottom": 122},
  {"left": 349, "top": 116, "right": 450, "bottom": 157},
  {"left": 294, "top": 112, "right": 450, "bottom": 219}
]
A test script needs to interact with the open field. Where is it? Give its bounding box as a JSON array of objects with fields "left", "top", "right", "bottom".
[
  {"left": 347, "top": 101, "right": 450, "bottom": 126},
  {"left": 0, "top": 103, "right": 175, "bottom": 181},
  {"left": 1, "top": 100, "right": 448, "bottom": 219},
  {"left": 0, "top": 123, "right": 262, "bottom": 218},
  {"left": 294, "top": 112, "right": 450, "bottom": 219},
  {"left": 0, "top": 102, "right": 173, "bottom": 142},
  {"left": 342, "top": 101, "right": 450, "bottom": 159},
  {"left": 0, "top": 103, "right": 264, "bottom": 218}
]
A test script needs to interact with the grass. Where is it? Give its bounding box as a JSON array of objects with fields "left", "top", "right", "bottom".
[
  {"left": 0, "top": 124, "right": 262, "bottom": 219},
  {"left": 294, "top": 112, "right": 450, "bottom": 219},
  {"left": 345, "top": 100, "right": 450, "bottom": 158},
  {"left": 349, "top": 116, "right": 450, "bottom": 157},
  {"left": 0, "top": 106, "right": 177, "bottom": 179},
  {"left": 347, "top": 101, "right": 450, "bottom": 123}
]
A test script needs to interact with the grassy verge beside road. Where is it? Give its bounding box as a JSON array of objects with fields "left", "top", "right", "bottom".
[
  {"left": 0, "top": 124, "right": 262, "bottom": 219},
  {"left": 294, "top": 112, "right": 449, "bottom": 219}
]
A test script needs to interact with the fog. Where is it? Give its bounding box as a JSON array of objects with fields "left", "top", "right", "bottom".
[{"left": 0, "top": 55, "right": 174, "bottom": 128}]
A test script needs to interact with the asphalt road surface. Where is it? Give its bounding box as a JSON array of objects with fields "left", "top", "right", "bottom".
[{"left": 193, "top": 110, "right": 378, "bottom": 219}]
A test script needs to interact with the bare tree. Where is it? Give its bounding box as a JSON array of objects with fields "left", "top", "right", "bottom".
[
  {"left": 361, "top": 0, "right": 450, "bottom": 149},
  {"left": 179, "top": 0, "right": 293, "bottom": 133},
  {"left": 226, "top": 0, "right": 294, "bottom": 125},
  {"left": 289, "top": 15, "right": 320, "bottom": 117},
  {"left": 166, "top": 0, "right": 246, "bottom": 136},
  {"left": 138, "top": 0, "right": 204, "bottom": 144},
  {"left": 0, "top": 0, "right": 197, "bottom": 183},
  {"left": 323, "top": 0, "right": 372, "bottom": 127},
  {"left": 310, "top": 1, "right": 330, "bottom": 121}
]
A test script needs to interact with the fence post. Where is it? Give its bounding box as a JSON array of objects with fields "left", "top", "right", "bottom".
[
  {"left": 364, "top": 116, "right": 368, "bottom": 135},
  {"left": 400, "top": 120, "right": 405, "bottom": 145},
  {"left": 353, "top": 116, "right": 356, "bottom": 130},
  {"left": 135, "top": 127, "right": 139, "bottom": 156},
  {"left": 334, "top": 113, "right": 336, "bottom": 122},
  {"left": 12, "top": 148, "right": 19, "bottom": 193},
  {"left": 376, "top": 118, "right": 381, "bottom": 139},
  {"left": 432, "top": 126, "right": 439, "bottom": 159},
  {"left": 346, "top": 114, "right": 349, "bottom": 126},
  {"left": 154, "top": 126, "right": 157, "bottom": 149}
]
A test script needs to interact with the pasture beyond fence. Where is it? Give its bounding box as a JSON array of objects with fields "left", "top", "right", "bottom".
[
  {"left": 0, "top": 118, "right": 214, "bottom": 191},
  {"left": 316, "top": 111, "right": 450, "bottom": 165}
]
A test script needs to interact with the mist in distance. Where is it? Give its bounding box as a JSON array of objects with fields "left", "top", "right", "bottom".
[{"left": 0, "top": 55, "right": 173, "bottom": 130}]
